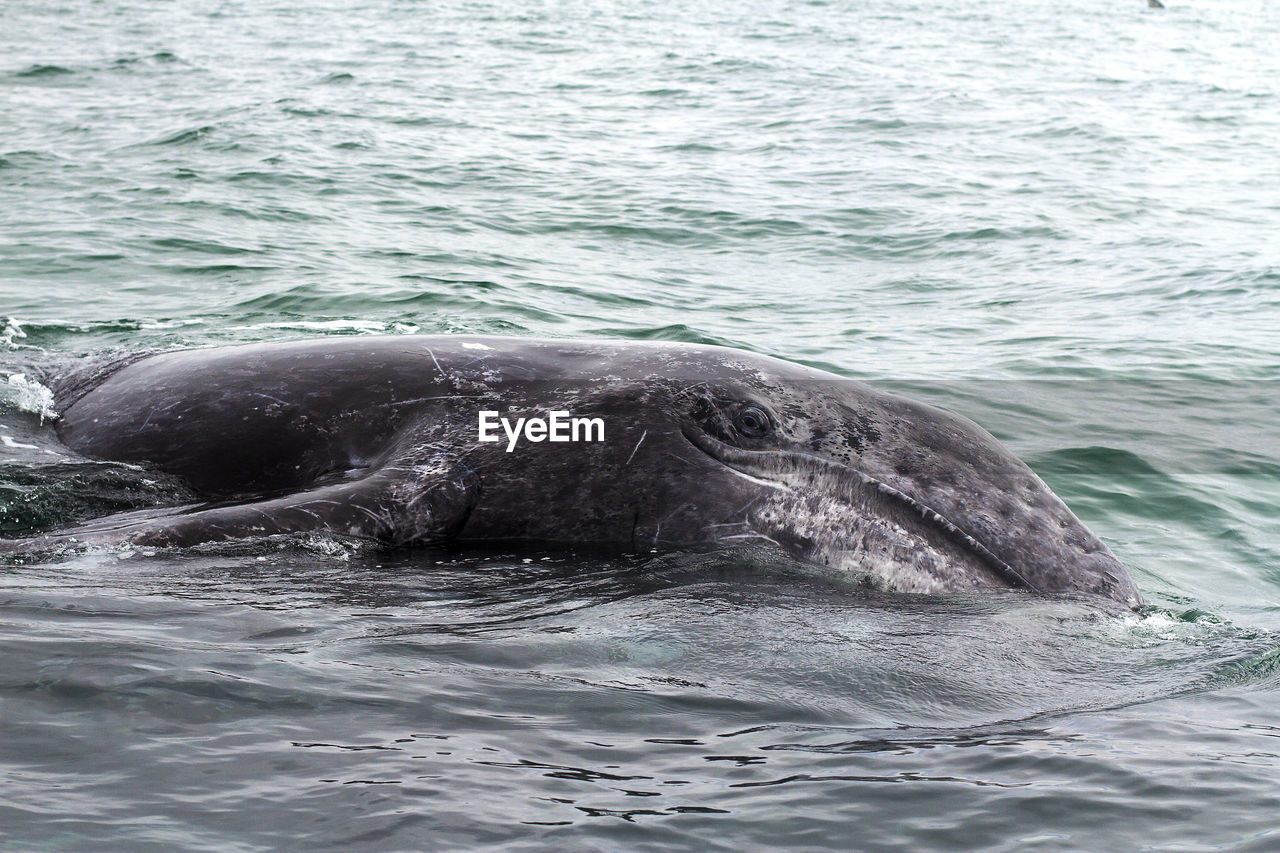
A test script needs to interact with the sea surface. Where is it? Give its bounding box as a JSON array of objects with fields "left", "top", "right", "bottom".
[{"left": 2, "top": 0, "right": 1279, "bottom": 849}]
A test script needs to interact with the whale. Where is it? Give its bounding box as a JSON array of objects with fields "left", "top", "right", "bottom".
[{"left": 6, "top": 335, "right": 1141, "bottom": 608}]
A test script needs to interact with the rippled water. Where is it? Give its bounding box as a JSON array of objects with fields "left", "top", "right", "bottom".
[{"left": 3, "top": 0, "right": 1279, "bottom": 849}]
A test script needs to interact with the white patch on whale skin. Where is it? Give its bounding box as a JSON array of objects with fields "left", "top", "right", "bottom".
[
  {"left": 747, "top": 489, "right": 998, "bottom": 595},
  {"left": 719, "top": 464, "right": 793, "bottom": 492},
  {"left": 686, "top": 428, "right": 1037, "bottom": 595},
  {"left": 700, "top": 446, "right": 1011, "bottom": 595},
  {"left": 461, "top": 342, "right": 493, "bottom": 351}
]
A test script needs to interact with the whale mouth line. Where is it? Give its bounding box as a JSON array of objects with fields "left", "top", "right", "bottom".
[{"left": 680, "top": 428, "right": 1038, "bottom": 592}]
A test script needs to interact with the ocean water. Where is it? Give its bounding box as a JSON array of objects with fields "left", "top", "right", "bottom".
[{"left": 2, "top": 0, "right": 1279, "bottom": 849}]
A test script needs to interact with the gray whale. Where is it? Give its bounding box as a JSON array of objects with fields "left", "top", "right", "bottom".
[{"left": 14, "top": 336, "right": 1141, "bottom": 607}]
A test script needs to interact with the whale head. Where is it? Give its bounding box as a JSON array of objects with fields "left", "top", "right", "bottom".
[
  {"left": 671, "top": 377, "right": 1141, "bottom": 607},
  {"left": 475, "top": 342, "right": 1143, "bottom": 609}
]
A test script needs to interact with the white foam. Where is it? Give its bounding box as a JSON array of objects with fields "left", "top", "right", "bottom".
[
  {"left": 2, "top": 317, "right": 27, "bottom": 349},
  {"left": 3, "top": 373, "right": 60, "bottom": 422},
  {"left": 233, "top": 319, "right": 420, "bottom": 335},
  {"left": 1110, "top": 607, "right": 1228, "bottom": 644},
  {"left": 138, "top": 318, "right": 207, "bottom": 330}
]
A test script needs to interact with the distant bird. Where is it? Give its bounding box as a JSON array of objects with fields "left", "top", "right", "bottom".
[{"left": 1149, "top": 0, "right": 1164, "bottom": 8}]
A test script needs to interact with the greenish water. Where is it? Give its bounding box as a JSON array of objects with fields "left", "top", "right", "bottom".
[{"left": 2, "top": 0, "right": 1278, "bottom": 850}]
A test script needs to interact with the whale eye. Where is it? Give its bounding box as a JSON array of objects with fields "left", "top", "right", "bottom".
[{"left": 734, "top": 405, "right": 772, "bottom": 439}]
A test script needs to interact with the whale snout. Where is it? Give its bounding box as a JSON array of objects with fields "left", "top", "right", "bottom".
[
  {"left": 863, "top": 398, "right": 1145, "bottom": 608},
  {"left": 948, "top": 468, "right": 1143, "bottom": 608}
]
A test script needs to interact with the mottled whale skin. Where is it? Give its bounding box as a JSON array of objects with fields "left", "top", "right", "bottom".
[{"left": 19, "top": 336, "right": 1141, "bottom": 607}]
